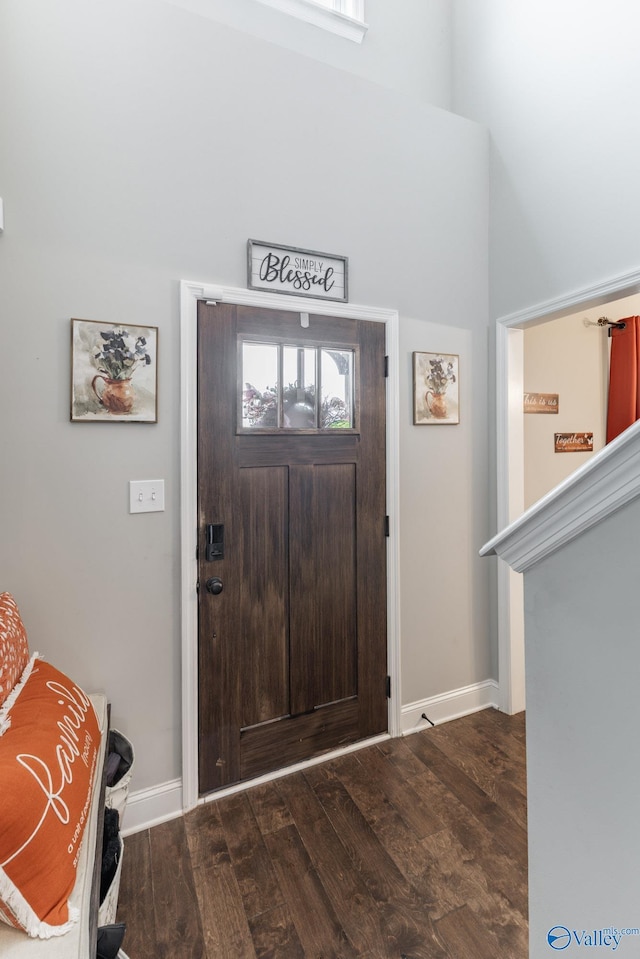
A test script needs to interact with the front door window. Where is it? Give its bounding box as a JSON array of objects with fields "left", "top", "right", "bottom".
[{"left": 240, "top": 340, "right": 355, "bottom": 431}]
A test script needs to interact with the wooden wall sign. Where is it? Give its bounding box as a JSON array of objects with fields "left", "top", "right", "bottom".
[
  {"left": 248, "top": 240, "right": 348, "bottom": 302},
  {"left": 554, "top": 432, "right": 594, "bottom": 453},
  {"left": 524, "top": 392, "right": 559, "bottom": 413}
]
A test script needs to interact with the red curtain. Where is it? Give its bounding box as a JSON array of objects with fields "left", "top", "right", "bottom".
[{"left": 606, "top": 316, "right": 640, "bottom": 443}]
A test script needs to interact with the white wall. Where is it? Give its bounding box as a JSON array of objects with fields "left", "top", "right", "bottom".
[
  {"left": 486, "top": 427, "right": 640, "bottom": 957},
  {"left": 524, "top": 494, "right": 640, "bottom": 957},
  {"left": 523, "top": 309, "right": 608, "bottom": 508},
  {"left": 0, "top": 0, "right": 490, "bottom": 800},
  {"left": 159, "top": 0, "right": 453, "bottom": 109},
  {"left": 524, "top": 292, "right": 640, "bottom": 508},
  {"left": 452, "top": 6, "right": 640, "bottom": 947},
  {"left": 452, "top": 0, "right": 640, "bottom": 319}
]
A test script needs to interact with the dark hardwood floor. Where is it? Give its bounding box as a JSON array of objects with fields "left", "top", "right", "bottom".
[{"left": 117, "top": 708, "right": 527, "bottom": 959}]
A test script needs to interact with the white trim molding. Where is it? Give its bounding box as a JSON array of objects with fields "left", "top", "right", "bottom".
[
  {"left": 120, "top": 677, "right": 500, "bottom": 834},
  {"left": 491, "top": 264, "right": 640, "bottom": 714},
  {"left": 496, "top": 266, "right": 640, "bottom": 332},
  {"left": 121, "top": 779, "right": 183, "bottom": 836},
  {"left": 401, "top": 680, "right": 499, "bottom": 736},
  {"left": 482, "top": 417, "right": 640, "bottom": 572},
  {"left": 180, "top": 280, "right": 400, "bottom": 812},
  {"left": 119, "top": 675, "right": 499, "bottom": 834},
  {"left": 252, "top": 0, "right": 368, "bottom": 42},
  {"left": 198, "top": 732, "right": 389, "bottom": 805},
  {"left": 120, "top": 733, "right": 387, "bottom": 834}
]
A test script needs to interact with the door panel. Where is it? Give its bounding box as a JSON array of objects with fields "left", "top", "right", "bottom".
[
  {"left": 239, "top": 699, "right": 360, "bottom": 782},
  {"left": 289, "top": 463, "right": 357, "bottom": 715},
  {"left": 238, "top": 466, "right": 289, "bottom": 727},
  {"left": 197, "top": 302, "right": 387, "bottom": 794}
]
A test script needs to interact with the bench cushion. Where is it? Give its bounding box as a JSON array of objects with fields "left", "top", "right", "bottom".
[
  {"left": 0, "top": 595, "right": 30, "bottom": 708},
  {"left": 0, "top": 656, "right": 100, "bottom": 938}
]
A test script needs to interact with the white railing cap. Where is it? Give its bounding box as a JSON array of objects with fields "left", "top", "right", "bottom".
[{"left": 480, "top": 419, "right": 640, "bottom": 572}]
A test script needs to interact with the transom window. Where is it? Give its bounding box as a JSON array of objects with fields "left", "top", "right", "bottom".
[
  {"left": 252, "top": 0, "right": 367, "bottom": 43},
  {"left": 313, "top": 0, "right": 364, "bottom": 19},
  {"left": 241, "top": 340, "right": 356, "bottom": 431}
]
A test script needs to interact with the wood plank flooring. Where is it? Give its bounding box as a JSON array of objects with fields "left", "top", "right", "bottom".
[{"left": 116, "top": 708, "right": 527, "bottom": 959}]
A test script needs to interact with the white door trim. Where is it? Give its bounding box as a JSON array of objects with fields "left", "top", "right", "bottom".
[
  {"left": 495, "top": 265, "right": 640, "bottom": 714},
  {"left": 180, "top": 280, "right": 401, "bottom": 811}
]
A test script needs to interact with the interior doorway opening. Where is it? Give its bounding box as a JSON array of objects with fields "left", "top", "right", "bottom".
[{"left": 496, "top": 268, "right": 640, "bottom": 715}]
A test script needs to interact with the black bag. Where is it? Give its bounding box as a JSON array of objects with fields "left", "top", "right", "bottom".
[
  {"left": 96, "top": 922, "right": 126, "bottom": 959},
  {"left": 100, "top": 807, "right": 120, "bottom": 903}
]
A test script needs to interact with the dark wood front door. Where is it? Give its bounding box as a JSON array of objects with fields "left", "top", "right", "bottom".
[{"left": 197, "top": 302, "right": 387, "bottom": 794}]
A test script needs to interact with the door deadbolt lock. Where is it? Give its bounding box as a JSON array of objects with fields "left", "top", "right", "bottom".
[
  {"left": 205, "top": 577, "right": 223, "bottom": 595},
  {"left": 205, "top": 524, "right": 224, "bottom": 561}
]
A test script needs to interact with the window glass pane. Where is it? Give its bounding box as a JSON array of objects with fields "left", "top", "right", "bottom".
[
  {"left": 251, "top": 0, "right": 367, "bottom": 41},
  {"left": 241, "top": 341, "right": 355, "bottom": 432},
  {"left": 321, "top": 349, "right": 354, "bottom": 429},
  {"left": 304, "top": 0, "right": 364, "bottom": 19},
  {"left": 241, "top": 342, "right": 279, "bottom": 428},
  {"left": 283, "top": 346, "right": 317, "bottom": 429}
]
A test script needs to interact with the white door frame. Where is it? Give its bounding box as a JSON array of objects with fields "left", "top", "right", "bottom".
[
  {"left": 180, "top": 280, "right": 401, "bottom": 811},
  {"left": 496, "top": 266, "right": 640, "bottom": 714}
]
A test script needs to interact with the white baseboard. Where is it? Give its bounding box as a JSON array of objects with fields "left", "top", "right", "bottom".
[
  {"left": 119, "top": 734, "right": 390, "bottom": 834},
  {"left": 120, "top": 681, "right": 498, "bottom": 834},
  {"left": 121, "top": 778, "right": 183, "bottom": 837},
  {"left": 401, "top": 679, "right": 499, "bottom": 736}
]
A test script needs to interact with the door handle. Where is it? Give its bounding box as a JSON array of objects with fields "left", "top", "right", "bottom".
[{"left": 205, "top": 577, "right": 223, "bottom": 595}]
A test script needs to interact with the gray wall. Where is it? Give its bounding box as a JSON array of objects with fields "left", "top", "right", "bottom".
[
  {"left": 160, "top": 0, "right": 453, "bottom": 109},
  {"left": 451, "top": 5, "right": 640, "bottom": 948},
  {"left": 524, "top": 497, "right": 640, "bottom": 956},
  {"left": 0, "top": 0, "right": 491, "bottom": 796},
  {"left": 452, "top": 0, "right": 640, "bottom": 319}
]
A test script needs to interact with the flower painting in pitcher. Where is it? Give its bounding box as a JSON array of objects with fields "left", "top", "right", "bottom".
[
  {"left": 71, "top": 319, "right": 158, "bottom": 422},
  {"left": 413, "top": 352, "right": 460, "bottom": 425}
]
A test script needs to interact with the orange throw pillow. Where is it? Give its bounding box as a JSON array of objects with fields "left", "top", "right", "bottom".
[
  {"left": 0, "top": 594, "right": 30, "bottom": 707},
  {"left": 0, "top": 656, "right": 100, "bottom": 938}
]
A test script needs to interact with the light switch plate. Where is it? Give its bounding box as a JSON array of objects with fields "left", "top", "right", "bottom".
[{"left": 129, "top": 479, "right": 165, "bottom": 513}]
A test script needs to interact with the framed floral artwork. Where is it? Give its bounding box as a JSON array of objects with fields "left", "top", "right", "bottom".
[
  {"left": 413, "top": 352, "right": 460, "bottom": 425},
  {"left": 71, "top": 319, "right": 158, "bottom": 422}
]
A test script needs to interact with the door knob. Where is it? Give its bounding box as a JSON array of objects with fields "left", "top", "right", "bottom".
[{"left": 205, "top": 577, "right": 223, "bottom": 595}]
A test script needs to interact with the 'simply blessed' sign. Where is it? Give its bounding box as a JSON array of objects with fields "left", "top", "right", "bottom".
[{"left": 248, "top": 240, "right": 348, "bottom": 302}]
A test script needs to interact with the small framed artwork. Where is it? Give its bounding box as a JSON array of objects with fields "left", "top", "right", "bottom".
[
  {"left": 413, "top": 352, "right": 460, "bottom": 425},
  {"left": 71, "top": 319, "right": 158, "bottom": 422}
]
